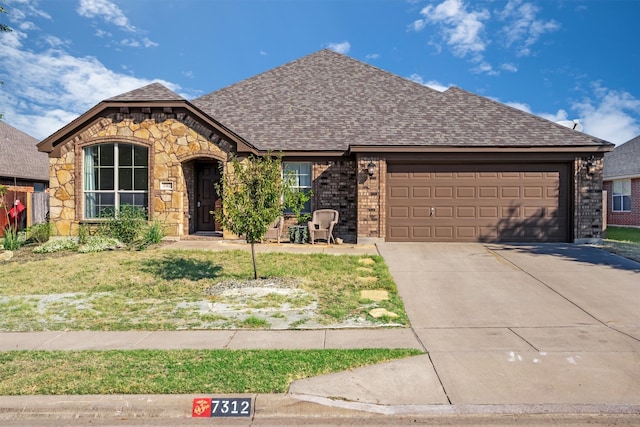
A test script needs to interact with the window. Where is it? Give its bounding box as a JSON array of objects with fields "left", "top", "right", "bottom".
[
  {"left": 84, "top": 143, "right": 148, "bottom": 219},
  {"left": 283, "top": 162, "right": 312, "bottom": 213},
  {"left": 612, "top": 179, "right": 631, "bottom": 212}
]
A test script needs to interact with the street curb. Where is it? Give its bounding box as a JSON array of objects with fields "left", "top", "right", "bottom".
[{"left": 1, "top": 394, "right": 639, "bottom": 422}]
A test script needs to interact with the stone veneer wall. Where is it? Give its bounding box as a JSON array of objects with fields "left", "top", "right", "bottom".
[
  {"left": 574, "top": 156, "right": 605, "bottom": 242},
  {"left": 356, "top": 156, "right": 386, "bottom": 243},
  {"left": 49, "top": 116, "right": 228, "bottom": 237}
]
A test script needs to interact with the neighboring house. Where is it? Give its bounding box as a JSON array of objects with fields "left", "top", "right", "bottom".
[
  {"left": 37, "top": 50, "right": 613, "bottom": 243},
  {"left": 603, "top": 136, "right": 640, "bottom": 227},
  {"left": 0, "top": 121, "right": 50, "bottom": 234}
]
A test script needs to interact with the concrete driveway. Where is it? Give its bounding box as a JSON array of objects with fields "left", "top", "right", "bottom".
[{"left": 377, "top": 242, "right": 640, "bottom": 405}]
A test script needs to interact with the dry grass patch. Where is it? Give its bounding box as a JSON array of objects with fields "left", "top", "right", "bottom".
[{"left": 0, "top": 248, "right": 408, "bottom": 331}]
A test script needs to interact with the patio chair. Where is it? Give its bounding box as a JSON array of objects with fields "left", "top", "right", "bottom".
[
  {"left": 308, "top": 209, "right": 339, "bottom": 244},
  {"left": 263, "top": 216, "right": 284, "bottom": 243}
]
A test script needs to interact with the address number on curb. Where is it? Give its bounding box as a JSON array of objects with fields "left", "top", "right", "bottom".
[{"left": 192, "top": 397, "right": 252, "bottom": 418}]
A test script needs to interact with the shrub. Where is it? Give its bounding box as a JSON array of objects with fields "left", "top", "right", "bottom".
[
  {"left": 137, "top": 220, "right": 165, "bottom": 250},
  {"left": 3, "top": 226, "right": 22, "bottom": 250},
  {"left": 98, "top": 205, "right": 147, "bottom": 244},
  {"left": 78, "top": 236, "right": 123, "bottom": 253},
  {"left": 78, "top": 223, "right": 90, "bottom": 245},
  {"left": 27, "top": 222, "right": 51, "bottom": 244},
  {"left": 33, "top": 238, "right": 79, "bottom": 253}
]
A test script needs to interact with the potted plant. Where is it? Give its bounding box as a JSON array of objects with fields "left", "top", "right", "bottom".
[{"left": 284, "top": 187, "right": 313, "bottom": 244}]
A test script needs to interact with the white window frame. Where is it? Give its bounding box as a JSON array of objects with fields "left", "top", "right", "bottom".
[
  {"left": 283, "top": 162, "right": 312, "bottom": 214},
  {"left": 83, "top": 143, "right": 149, "bottom": 219},
  {"left": 612, "top": 179, "right": 632, "bottom": 212}
]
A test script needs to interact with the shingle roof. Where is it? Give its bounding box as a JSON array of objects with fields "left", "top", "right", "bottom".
[
  {"left": 0, "top": 121, "right": 49, "bottom": 181},
  {"left": 604, "top": 135, "right": 640, "bottom": 179},
  {"left": 193, "top": 49, "right": 611, "bottom": 151},
  {"left": 107, "top": 82, "right": 185, "bottom": 102}
]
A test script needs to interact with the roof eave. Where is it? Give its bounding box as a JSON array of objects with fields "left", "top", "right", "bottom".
[{"left": 348, "top": 145, "right": 615, "bottom": 154}]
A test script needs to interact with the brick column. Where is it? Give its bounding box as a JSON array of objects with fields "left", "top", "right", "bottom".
[
  {"left": 356, "top": 156, "right": 386, "bottom": 244},
  {"left": 574, "top": 156, "right": 604, "bottom": 243}
]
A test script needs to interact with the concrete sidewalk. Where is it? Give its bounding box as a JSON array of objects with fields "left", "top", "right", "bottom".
[{"left": 2, "top": 242, "right": 640, "bottom": 424}]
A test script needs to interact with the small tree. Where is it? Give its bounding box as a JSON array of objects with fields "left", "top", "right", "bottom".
[{"left": 215, "top": 153, "right": 286, "bottom": 279}]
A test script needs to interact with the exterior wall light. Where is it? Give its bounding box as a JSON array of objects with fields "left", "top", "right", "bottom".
[
  {"left": 367, "top": 161, "right": 376, "bottom": 177},
  {"left": 585, "top": 156, "right": 596, "bottom": 175}
]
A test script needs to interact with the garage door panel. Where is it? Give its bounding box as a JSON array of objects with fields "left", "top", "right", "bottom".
[
  {"left": 457, "top": 187, "right": 475, "bottom": 198},
  {"left": 523, "top": 186, "right": 543, "bottom": 198},
  {"left": 389, "top": 226, "right": 409, "bottom": 239},
  {"left": 390, "top": 187, "right": 409, "bottom": 199},
  {"left": 412, "top": 187, "right": 431, "bottom": 198},
  {"left": 479, "top": 206, "right": 499, "bottom": 218},
  {"left": 479, "top": 187, "right": 498, "bottom": 198},
  {"left": 434, "top": 187, "right": 453, "bottom": 198},
  {"left": 456, "top": 227, "right": 476, "bottom": 239},
  {"left": 413, "top": 207, "right": 431, "bottom": 218},
  {"left": 457, "top": 206, "right": 475, "bottom": 218},
  {"left": 434, "top": 227, "right": 454, "bottom": 238},
  {"left": 412, "top": 227, "right": 431, "bottom": 238},
  {"left": 386, "top": 163, "right": 568, "bottom": 242}
]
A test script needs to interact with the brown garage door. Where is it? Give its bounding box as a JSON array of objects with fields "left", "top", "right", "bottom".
[{"left": 386, "top": 163, "right": 569, "bottom": 242}]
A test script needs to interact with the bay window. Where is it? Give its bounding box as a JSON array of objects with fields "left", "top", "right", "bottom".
[{"left": 84, "top": 143, "right": 149, "bottom": 219}]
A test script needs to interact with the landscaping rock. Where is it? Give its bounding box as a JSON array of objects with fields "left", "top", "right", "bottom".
[
  {"left": 0, "top": 250, "right": 13, "bottom": 261},
  {"left": 369, "top": 308, "right": 398, "bottom": 319},
  {"left": 360, "top": 290, "right": 389, "bottom": 302}
]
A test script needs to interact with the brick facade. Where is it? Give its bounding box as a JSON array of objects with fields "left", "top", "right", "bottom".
[
  {"left": 604, "top": 178, "right": 640, "bottom": 227},
  {"left": 44, "top": 114, "right": 608, "bottom": 243},
  {"left": 573, "top": 156, "right": 605, "bottom": 242}
]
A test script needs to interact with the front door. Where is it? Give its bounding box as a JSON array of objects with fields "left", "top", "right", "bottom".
[{"left": 196, "top": 162, "right": 221, "bottom": 232}]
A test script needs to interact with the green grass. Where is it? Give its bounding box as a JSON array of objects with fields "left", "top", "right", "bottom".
[
  {"left": 0, "top": 248, "right": 408, "bottom": 331},
  {"left": 0, "top": 349, "right": 422, "bottom": 395},
  {"left": 605, "top": 226, "right": 640, "bottom": 243}
]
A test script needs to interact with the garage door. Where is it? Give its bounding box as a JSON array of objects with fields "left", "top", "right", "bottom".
[{"left": 386, "top": 163, "right": 569, "bottom": 242}]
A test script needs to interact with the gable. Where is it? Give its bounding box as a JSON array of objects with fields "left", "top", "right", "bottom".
[{"left": 604, "top": 135, "right": 640, "bottom": 179}]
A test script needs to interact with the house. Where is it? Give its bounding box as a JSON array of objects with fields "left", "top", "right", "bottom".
[
  {"left": 37, "top": 49, "right": 613, "bottom": 243},
  {"left": 0, "top": 121, "right": 49, "bottom": 233},
  {"left": 603, "top": 135, "right": 640, "bottom": 227}
]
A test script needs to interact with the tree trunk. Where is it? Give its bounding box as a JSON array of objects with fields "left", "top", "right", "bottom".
[{"left": 250, "top": 242, "right": 258, "bottom": 280}]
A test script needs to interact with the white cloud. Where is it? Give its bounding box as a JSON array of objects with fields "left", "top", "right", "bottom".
[
  {"left": 497, "top": 0, "right": 560, "bottom": 56},
  {"left": 77, "top": 0, "right": 135, "bottom": 32},
  {"left": 412, "top": 0, "right": 559, "bottom": 74},
  {"left": 365, "top": 53, "right": 380, "bottom": 60},
  {"left": 408, "top": 74, "right": 450, "bottom": 92},
  {"left": 503, "top": 84, "right": 640, "bottom": 145},
  {"left": 0, "top": 29, "right": 177, "bottom": 139},
  {"left": 572, "top": 85, "right": 640, "bottom": 144},
  {"left": 418, "top": 0, "right": 490, "bottom": 58},
  {"left": 327, "top": 41, "right": 351, "bottom": 54},
  {"left": 505, "top": 101, "right": 533, "bottom": 114}
]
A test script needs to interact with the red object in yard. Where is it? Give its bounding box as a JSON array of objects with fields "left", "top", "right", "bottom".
[
  {"left": 8, "top": 199, "right": 25, "bottom": 219},
  {"left": 192, "top": 398, "right": 212, "bottom": 417}
]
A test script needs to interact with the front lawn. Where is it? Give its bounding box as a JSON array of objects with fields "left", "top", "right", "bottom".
[
  {"left": 0, "top": 348, "right": 422, "bottom": 395},
  {"left": 601, "top": 226, "right": 640, "bottom": 263},
  {"left": 0, "top": 247, "right": 408, "bottom": 331}
]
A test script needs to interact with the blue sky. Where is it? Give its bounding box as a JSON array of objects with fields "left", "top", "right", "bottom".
[{"left": 1, "top": 0, "right": 639, "bottom": 145}]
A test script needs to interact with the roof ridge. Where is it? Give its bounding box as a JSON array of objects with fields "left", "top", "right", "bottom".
[{"left": 107, "top": 82, "right": 185, "bottom": 102}]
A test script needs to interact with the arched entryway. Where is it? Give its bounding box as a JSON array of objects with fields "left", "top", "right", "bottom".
[
  {"left": 195, "top": 160, "right": 222, "bottom": 233},
  {"left": 183, "top": 158, "right": 223, "bottom": 236}
]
